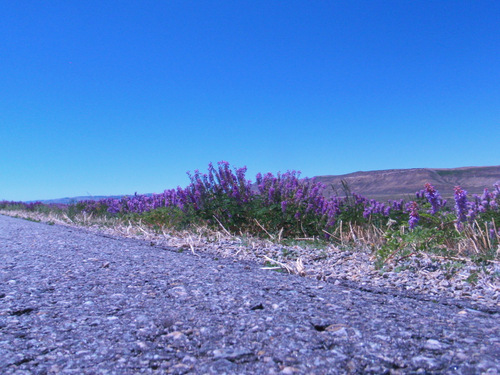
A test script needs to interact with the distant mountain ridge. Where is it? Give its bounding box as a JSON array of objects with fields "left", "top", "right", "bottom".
[
  {"left": 316, "top": 165, "right": 500, "bottom": 200},
  {"left": 36, "top": 165, "right": 500, "bottom": 204},
  {"left": 36, "top": 195, "right": 126, "bottom": 204}
]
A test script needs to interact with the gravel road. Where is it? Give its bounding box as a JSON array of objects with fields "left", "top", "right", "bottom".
[{"left": 1, "top": 214, "right": 499, "bottom": 374}]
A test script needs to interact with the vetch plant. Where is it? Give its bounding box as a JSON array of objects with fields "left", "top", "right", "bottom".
[
  {"left": 424, "top": 183, "right": 446, "bottom": 215},
  {"left": 454, "top": 186, "right": 469, "bottom": 230},
  {"left": 406, "top": 201, "right": 419, "bottom": 229}
]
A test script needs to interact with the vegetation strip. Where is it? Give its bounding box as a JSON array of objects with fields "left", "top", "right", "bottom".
[{"left": 1, "top": 161, "right": 498, "bottom": 309}]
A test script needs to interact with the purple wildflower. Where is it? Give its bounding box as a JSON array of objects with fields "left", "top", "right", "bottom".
[
  {"left": 415, "top": 189, "right": 425, "bottom": 200},
  {"left": 424, "top": 183, "right": 443, "bottom": 215},
  {"left": 407, "top": 201, "right": 419, "bottom": 229},
  {"left": 454, "top": 186, "right": 468, "bottom": 226},
  {"left": 281, "top": 201, "right": 288, "bottom": 213}
]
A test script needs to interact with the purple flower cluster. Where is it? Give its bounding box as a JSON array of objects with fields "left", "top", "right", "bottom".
[
  {"left": 78, "top": 162, "right": 255, "bottom": 218},
  {"left": 415, "top": 189, "right": 425, "bottom": 200},
  {"left": 25, "top": 201, "right": 44, "bottom": 211},
  {"left": 471, "top": 188, "right": 499, "bottom": 214},
  {"left": 406, "top": 201, "right": 420, "bottom": 229},
  {"left": 454, "top": 186, "right": 469, "bottom": 229},
  {"left": 255, "top": 170, "right": 343, "bottom": 227},
  {"left": 79, "top": 199, "right": 108, "bottom": 214},
  {"left": 80, "top": 189, "right": 183, "bottom": 215},
  {"left": 423, "top": 183, "right": 446, "bottom": 214},
  {"left": 362, "top": 199, "right": 391, "bottom": 218},
  {"left": 349, "top": 194, "right": 408, "bottom": 222},
  {"left": 184, "top": 161, "right": 253, "bottom": 210},
  {"left": 418, "top": 182, "right": 499, "bottom": 232},
  {"left": 389, "top": 199, "right": 404, "bottom": 212}
]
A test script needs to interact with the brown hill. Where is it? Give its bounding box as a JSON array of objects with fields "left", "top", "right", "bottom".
[{"left": 316, "top": 166, "right": 500, "bottom": 201}]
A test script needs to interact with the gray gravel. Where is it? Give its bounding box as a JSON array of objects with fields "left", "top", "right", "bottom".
[{"left": 1, "top": 215, "right": 499, "bottom": 374}]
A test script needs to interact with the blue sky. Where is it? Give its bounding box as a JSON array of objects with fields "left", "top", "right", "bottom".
[{"left": 1, "top": 1, "right": 499, "bottom": 201}]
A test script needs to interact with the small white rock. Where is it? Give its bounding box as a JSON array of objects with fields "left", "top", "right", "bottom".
[{"left": 424, "top": 339, "right": 444, "bottom": 350}]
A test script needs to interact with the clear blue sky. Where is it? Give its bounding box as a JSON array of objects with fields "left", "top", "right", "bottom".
[{"left": 1, "top": 1, "right": 499, "bottom": 201}]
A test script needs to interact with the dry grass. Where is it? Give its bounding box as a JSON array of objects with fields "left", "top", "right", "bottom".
[
  {"left": 1, "top": 209, "right": 498, "bottom": 270},
  {"left": 2, "top": 209, "right": 499, "bottom": 308}
]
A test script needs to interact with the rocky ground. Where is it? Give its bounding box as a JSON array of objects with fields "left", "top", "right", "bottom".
[
  {"left": 1, "top": 214, "right": 499, "bottom": 373},
  {"left": 4, "top": 209, "right": 497, "bottom": 311}
]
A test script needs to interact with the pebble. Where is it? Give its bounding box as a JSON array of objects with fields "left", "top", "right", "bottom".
[
  {"left": 167, "top": 331, "right": 185, "bottom": 340},
  {"left": 424, "top": 339, "right": 445, "bottom": 350}
]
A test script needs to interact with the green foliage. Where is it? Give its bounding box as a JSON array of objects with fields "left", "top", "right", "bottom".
[
  {"left": 466, "top": 271, "right": 479, "bottom": 285},
  {"left": 442, "top": 261, "right": 466, "bottom": 279},
  {"left": 280, "top": 247, "right": 299, "bottom": 260},
  {"left": 66, "top": 204, "right": 80, "bottom": 221},
  {"left": 138, "top": 207, "right": 196, "bottom": 231},
  {"left": 376, "top": 225, "right": 461, "bottom": 269},
  {"left": 24, "top": 217, "right": 41, "bottom": 223},
  {"left": 0, "top": 203, "right": 25, "bottom": 211},
  {"left": 250, "top": 199, "right": 306, "bottom": 237},
  {"left": 336, "top": 203, "right": 367, "bottom": 226},
  {"left": 203, "top": 192, "right": 252, "bottom": 231}
]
